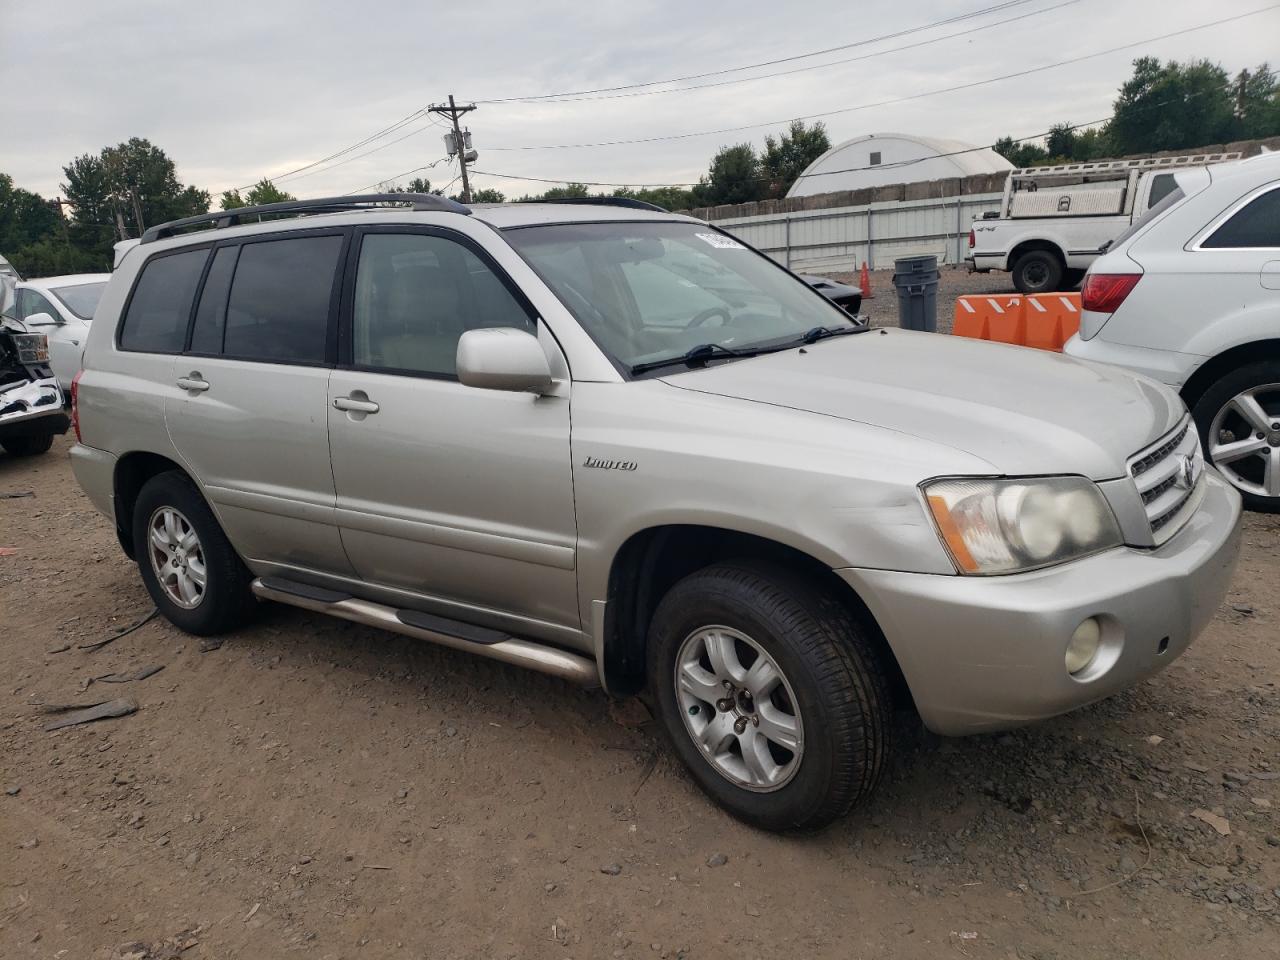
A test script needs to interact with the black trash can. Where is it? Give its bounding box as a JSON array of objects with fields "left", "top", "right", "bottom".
[{"left": 892, "top": 255, "right": 940, "bottom": 332}]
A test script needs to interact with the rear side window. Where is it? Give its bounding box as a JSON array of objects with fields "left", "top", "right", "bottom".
[
  {"left": 120, "top": 249, "right": 208, "bottom": 353},
  {"left": 1146, "top": 174, "right": 1178, "bottom": 209},
  {"left": 1203, "top": 187, "right": 1280, "bottom": 248},
  {"left": 223, "top": 235, "right": 343, "bottom": 364},
  {"left": 189, "top": 246, "right": 239, "bottom": 355}
]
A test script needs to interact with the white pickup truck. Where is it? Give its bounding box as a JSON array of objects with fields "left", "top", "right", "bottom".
[{"left": 967, "top": 152, "right": 1241, "bottom": 293}]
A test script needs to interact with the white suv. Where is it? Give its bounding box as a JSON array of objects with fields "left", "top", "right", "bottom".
[{"left": 1066, "top": 151, "right": 1280, "bottom": 512}]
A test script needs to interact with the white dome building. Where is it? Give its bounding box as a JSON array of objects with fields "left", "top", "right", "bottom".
[{"left": 786, "top": 132, "right": 1013, "bottom": 198}]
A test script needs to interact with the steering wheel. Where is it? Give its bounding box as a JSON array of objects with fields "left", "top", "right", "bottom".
[{"left": 686, "top": 306, "right": 732, "bottom": 329}]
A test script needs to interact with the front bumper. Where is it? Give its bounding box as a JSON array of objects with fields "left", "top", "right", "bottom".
[
  {"left": 838, "top": 470, "right": 1242, "bottom": 735},
  {"left": 0, "top": 376, "right": 67, "bottom": 440}
]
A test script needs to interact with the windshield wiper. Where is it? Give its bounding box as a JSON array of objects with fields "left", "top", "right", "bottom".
[
  {"left": 798, "top": 324, "right": 866, "bottom": 344},
  {"left": 630, "top": 342, "right": 765, "bottom": 376}
]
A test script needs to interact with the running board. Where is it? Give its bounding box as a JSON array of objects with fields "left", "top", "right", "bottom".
[{"left": 250, "top": 577, "right": 599, "bottom": 687}]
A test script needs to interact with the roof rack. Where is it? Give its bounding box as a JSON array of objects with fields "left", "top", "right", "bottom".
[
  {"left": 541, "top": 196, "right": 669, "bottom": 213},
  {"left": 140, "top": 193, "right": 471, "bottom": 244}
]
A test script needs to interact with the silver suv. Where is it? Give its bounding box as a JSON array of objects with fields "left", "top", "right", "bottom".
[{"left": 70, "top": 194, "right": 1242, "bottom": 831}]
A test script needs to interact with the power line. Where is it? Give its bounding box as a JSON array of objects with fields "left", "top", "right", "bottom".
[
  {"left": 483, "top": 6, "right": 1279, "bottom": 152},
  {"left": 341, "top": 157, "right": 452, "bottom": 196},
  {"left": 479, "top": 0, "right": 1078, "bottom": 105},
  {"left": 468, "top": 0, "right": 1042, "bottom": 103}
]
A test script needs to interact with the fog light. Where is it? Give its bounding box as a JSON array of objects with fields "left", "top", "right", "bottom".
[{"left": 1065, "top": 618, "right": 1101, "bottom": 675}]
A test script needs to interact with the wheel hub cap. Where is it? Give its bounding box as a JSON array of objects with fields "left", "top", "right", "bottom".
[
  {"left": 147, "top": 506, "right": 207, "bottom": 609},
  {"left": 1208, "top": 384, "right": 1280, "bottom": 500},
  {"left": 674, "top": 626, "right": 803, "bottom": 792}
]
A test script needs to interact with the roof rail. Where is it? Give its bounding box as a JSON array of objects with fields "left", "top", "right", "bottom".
[
  {"left": 541, "top": 196, "right": 669, "bottom": 213},
  {"left": 140, "top": 193, "right": 471, "bottom": 244}
]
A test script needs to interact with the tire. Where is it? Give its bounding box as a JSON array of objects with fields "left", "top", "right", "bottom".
[
  {"left": 1192, "top": 361, "right": 1280, "bottom": 513},
  {"left": 647, "top": 561, "right": 891, "bottom": 832},
  {"left": 1011, "top": 249, "right": 1064, "bottom": 294},
  {"left": 1, "top": 433, "right": 55, "bottom": 456},
  {"left": 131, "top": 471, "right": 257, "bottom": 634},
  {"left": 1064, "top": 268, "right": 1086, "bottom": 290}
]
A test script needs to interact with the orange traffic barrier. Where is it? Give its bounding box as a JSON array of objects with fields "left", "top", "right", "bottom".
[
  {"left": 1024, "top": 293, "right": 1081, "bottom": 351},
  {"left": 859, "top": 261, "right": 873, "bottom": 298},
  {"left": 952, "top": 292, "right": 1081, "bottom": 351}
]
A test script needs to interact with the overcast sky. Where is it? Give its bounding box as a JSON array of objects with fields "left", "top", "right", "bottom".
[{"left": 2, "top": 0, "right": 1277, "bottom": 205}]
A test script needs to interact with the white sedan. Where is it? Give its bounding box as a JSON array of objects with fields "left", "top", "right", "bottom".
[{"left": 3, "top": 274, "right": 110, "bottom": 390}]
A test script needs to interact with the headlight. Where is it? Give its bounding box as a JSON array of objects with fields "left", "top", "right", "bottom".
[{"left": 923, "top": 476, "right": 1122, "bottom": 575}]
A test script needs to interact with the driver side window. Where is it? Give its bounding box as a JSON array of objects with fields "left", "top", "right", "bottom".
[
  {"left": 18, "top": 289, "right": 59, "bottom": 322},
  {"left": 351, "top": 232, "right": 535, "bottom": 378}
]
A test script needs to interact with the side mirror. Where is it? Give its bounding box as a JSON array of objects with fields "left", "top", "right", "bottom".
[
  {"left": 24, "top": 311, "right": 60, "bottom": 327},
  {"left": 456, "top": 327, "right": 554, "bottom": 394}
]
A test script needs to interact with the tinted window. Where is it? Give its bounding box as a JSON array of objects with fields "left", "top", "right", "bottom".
[
  {"left": 49, "top": 282, "right": 106, "bottom": 321},
  {"left": 190, "top": 246, "right": 239, "bottom": 355},
  {"left": 223, "top": 235, "right": 343, "bottom": 364},
  {"left": 351, "top": 233, "right": 533, "bottom": 377},
  {"left": 1146, "top": 174, "right": 1178, "bottom": 209},
  {"left": 1203, "top": 188, "right": 1280, "bottom": 248},
  {"left": 18, "top": 289, "right": 59, "bottom": 321},
  {"left": 120, "top": 250, "right": 208, "bottom": 353}
]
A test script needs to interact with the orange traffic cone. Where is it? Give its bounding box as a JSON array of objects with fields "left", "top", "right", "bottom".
[{"left": 859, "top": 261, "right": 873, "bottom": 298}]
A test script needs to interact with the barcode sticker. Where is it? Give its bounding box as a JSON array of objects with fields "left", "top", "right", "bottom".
[{"left": 695, "top": 232, "right": 744, "bottom": 250}]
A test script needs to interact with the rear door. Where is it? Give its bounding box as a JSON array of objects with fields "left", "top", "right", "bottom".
[
  {"left": 326, "top": 225, "right": 578, "bottom": 637},
  {"left": 164, "top": 229, "right": 355, "bottom": 575}
]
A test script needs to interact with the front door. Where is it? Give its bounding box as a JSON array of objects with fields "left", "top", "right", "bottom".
[{"left": 327, "top": 226, "right": 578, "bottom": 638}]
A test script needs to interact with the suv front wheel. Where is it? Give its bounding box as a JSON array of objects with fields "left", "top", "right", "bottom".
[
  {"left": 132, "top": 471, "right": 258, "bottom": 634},
  {"left": 647, "top": 561, "right": 891, "bottom": 831}
]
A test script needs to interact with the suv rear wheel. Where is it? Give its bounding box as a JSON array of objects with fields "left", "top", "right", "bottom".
[
  {"left": 1, "top": 433, "right": 54, "bottom": 456},
  {"left": 132, "top": 471, "right": 257, "bottom": 633},
  {"left": 1011, "top": 249, "right": 1064, "bottom": 294},
  {"left": 647, "top": 561, "right": 891, "bottom": 831},
  {"left": 1193, "top": 361, "right": 1280, "bottom": 512}
]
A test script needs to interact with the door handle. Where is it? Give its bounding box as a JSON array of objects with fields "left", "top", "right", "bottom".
[
  {"left": 176, "top": 374, "right": 210, "bottom": 393},
  {"left": 333, "top": 395, "right": 380, "bottom": 414}
]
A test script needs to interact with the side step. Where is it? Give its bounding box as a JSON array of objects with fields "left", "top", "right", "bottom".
[{"left": 251, "top": 577, "right": 599, "bottom": 687}]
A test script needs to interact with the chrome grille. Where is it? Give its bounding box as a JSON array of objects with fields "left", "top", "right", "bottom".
[{"left": 1128, "top": 418, "right": 1204, "bottom": 544}]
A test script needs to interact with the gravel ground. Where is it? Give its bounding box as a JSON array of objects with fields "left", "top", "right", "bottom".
[{"left": 3, "top": 435, "right": 1279, "bottom": 960}]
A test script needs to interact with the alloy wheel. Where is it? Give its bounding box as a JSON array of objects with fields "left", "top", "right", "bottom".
[
  {"left": 674, "top": 625, "right": 804, "bottom": 792},
  {"left": 147, "top": 506, "right": 207, "bottom": 609},
  {"left": 1208, "top": 383, "right": 1280, "bottom": 500}
]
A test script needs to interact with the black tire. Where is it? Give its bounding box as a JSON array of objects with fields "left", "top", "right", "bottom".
[
  {"left": 132, "top": 471, "right": 257, "bottom": 634},
  {"left": 1191, "top": 360, "right": 1280, "bottom": 513},
  {"left": 1011, "top": 249, "right": 1064, "bottom": 294},
  {"left": 1064, "top": 268, "right": 1086, "bottom": 290},
  {"left": 647, "top": 561, "right": 891, "bottom": 832},
  {"left": 1, "top": 433, "right": 55, "bottom": 456}
]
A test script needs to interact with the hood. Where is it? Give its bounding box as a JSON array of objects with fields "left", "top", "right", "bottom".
[{"left": 660, "top": 329, "right": 1182, "bottom": 479}]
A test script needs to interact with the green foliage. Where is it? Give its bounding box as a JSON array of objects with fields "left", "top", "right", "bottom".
[
  {"left": 6, "top": 237, "right": 100, "bottom": 277},
  {"left": 468, "top": 187, "right": 506, "bottom": 203},
  {"left": 220, "top": 179, "right": 296, "bottom": 210},
  {"left": 1, "top": 173, "right": 101, "bottom": 277},
  {"left": 387, "top": 177, "right": 439, "bottom": 194},
  {"left": 996, "top": 60, "right": 1279, "bottom": 169},
  {"left": 761, "top": 121, "right": 830, "bottom": 197},
  {"left": 691, "top": 144, "right": 765, "bottom": 207},
  {"left": 613, "top": 185, "right": 695, "bottom": 210}
]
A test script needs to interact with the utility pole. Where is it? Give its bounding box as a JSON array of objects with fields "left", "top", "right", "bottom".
[
  {"left": 429, "top": 95, "right": 477, "bottom": 203},
  {"left": 1235, "top": 69, "right": 1250, "bottom": 119},
  {"left": 129, "top": 186, "right": 146, "bottom": 235}
]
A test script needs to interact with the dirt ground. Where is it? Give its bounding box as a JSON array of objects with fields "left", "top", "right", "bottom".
[
  {"left": 825, "top": 265, "right": 1019, "bottom": 332},
  {"left": 3, "top": 428, "right": 1279, "bottom": 959}
]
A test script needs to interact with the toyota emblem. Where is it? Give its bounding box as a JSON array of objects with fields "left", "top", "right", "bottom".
[{"left": 1176, "top": 454, "right": 1197, "bottom": 490}]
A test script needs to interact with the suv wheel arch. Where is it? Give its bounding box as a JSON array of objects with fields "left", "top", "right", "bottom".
[
  {"left": 1180, "top": 339, "right": 1280, "bottom": 413},
  {"left": 113, "top": 452, "right": 195, "bottom": 559},
  {"left": 601, "top": 525, "right": 912, "bottom": 711}
]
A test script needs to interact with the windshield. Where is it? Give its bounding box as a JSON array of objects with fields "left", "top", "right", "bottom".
[
  {"left": 49, "top": 281, "right": 107, "bottom": 321},
  {"left": 504, "top": 222, "right": 856, "bottom": 374},
  {"left": 49, "top": 282, "right": 107, "bottom": 321}
]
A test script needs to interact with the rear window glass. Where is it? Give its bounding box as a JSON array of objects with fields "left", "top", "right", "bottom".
[
  {"left": 1203, "top": 187, "right": 1280, "bottom": 248},
  {"left": 189, "top": 246, "right": 239, "bottom": 355},
  {"left": 49, "top": 281, "right": 107, "bottom": 321},
  {"left": 223, "top": 235, "right": 343, "bottom": 364},
  {"left": 120, "top": 250, "right": 208, "bottom": 353},
  {"left": 1108, "top": 186, "right": 1185, "bottom": 250}
]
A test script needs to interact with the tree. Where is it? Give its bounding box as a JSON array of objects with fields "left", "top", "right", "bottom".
[
  {"left": 993, "top": 136, "right": 1048, "bottom": 168},
  {"left": 468, "top": 187, "right": 506, "bottom": 203},
  {"left": 1236, "top": 64, "right": 1280, "bottom": 139},
  {"left": 614, "top": 185, "right": 695, "bottom": 210},
  {"left": 0, "top": 174, "right": 100, "bottom": 278},
  {"left": 387, "top": 177, "right": 439, "bottom": 194},
  {"left": 691, "top": 144, "right": 764, "bottom": 207},
  {"left": 62, "top": 138, "right": 208, "bottom": 266},
  {"left": 761, "top": 121, "right": 830, "bottom": 198},
  {"left": 220, "top": 179, "right": 295, "bottom": 210},
  {"left": 1108, "top": 57, "right": 1236, "bottom": 155}
]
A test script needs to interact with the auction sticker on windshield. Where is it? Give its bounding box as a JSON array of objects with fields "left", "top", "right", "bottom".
[{"left": 695, "top": 233, "right": 744, "bottom": 250}]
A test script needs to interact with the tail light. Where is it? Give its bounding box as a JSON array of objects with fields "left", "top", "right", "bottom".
[
  {"left": 70, "top": 370, "right": 83, "bottom": 443},
  {"left": 1081, "top": 273, "right": 1141, "bottom": 313},
  {"left": 967, "top": 229, "right": 975, "bottom": 249}
]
